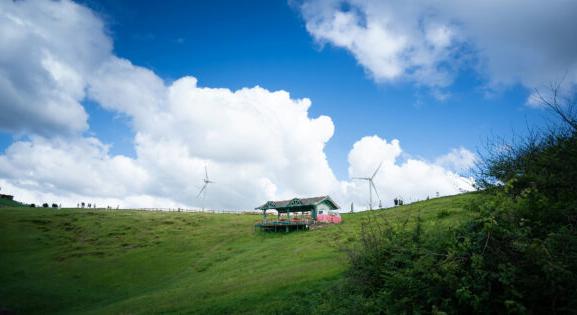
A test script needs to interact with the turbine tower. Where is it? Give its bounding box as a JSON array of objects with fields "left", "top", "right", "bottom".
[
  {"left": 196, "top": 165, "right": 215, "bottom": 211},
  {"left": 353, "top": 161, "right": 383, "bottom": 210}
]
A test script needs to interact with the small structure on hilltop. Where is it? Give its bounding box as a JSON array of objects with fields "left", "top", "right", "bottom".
[
  {"left": 255, "top": 195, "right": 341, "bottom": 232},
  {"left": 0, "top": 186, "right": 13, "bottom": 201},
  {"left": 0, "top": 194, "right": 14, "bottom": 201}
]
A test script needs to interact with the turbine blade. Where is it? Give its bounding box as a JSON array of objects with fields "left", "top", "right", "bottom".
[
  {"left": 205, "top": 165, "right": 209, "bottom": 180},
  {"left": 371, "top": 161, "right": 383, "bottom": 179}
]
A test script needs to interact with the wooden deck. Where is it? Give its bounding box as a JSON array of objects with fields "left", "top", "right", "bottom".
[{"left": 255, "top": 219, "right": 313, "bottom": 232}]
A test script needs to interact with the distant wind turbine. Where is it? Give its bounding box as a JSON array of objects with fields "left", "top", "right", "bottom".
[
  {"left": 196, "top": 165, "right": 215, "bottom": 211},
  {"left": 353, "top": 161, "right": 383, "bottom": 210}
]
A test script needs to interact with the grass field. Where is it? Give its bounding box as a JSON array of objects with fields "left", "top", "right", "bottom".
[{"left": 0, "top": 193, "right": 479, "bottom": 314}]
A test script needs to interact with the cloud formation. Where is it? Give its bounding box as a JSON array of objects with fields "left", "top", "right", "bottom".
[
  {"left": 299, "top": 0, "right": 577, "bottom": 94},
  {"left": 435, "top": 147, "right": 478, "bottom": 174},
  {"left": 0, "top": 0, "right": 474, "bottom": 210},
  {"left": 344, "top": 136, "right": 474, "bottom": 208},
  {"left": 0, "top": 0, "right": 111, "bottom": 135}
]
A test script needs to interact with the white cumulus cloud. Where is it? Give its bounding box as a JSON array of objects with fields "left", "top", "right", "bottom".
[
  {"left": 0, "top": 0, "right": 111, "bottom": 135},
  {"left": 298, "top": 0, "right": 577, "bottom": 94},
  {"left": 0, "top": 0, "right": 475, "bottom": 210},
  {"left": 435, "top": 147, "right": 478, "bottom": 174},
  {"left": 343, "top": 136, "right": 474, "bottom": 209}
]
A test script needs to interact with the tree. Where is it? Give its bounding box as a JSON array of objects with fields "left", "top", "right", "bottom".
[{"left": 533, "top": 82, "right": 577, "bottom": 133}]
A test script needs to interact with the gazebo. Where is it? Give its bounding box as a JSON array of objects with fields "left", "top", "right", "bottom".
[{"left": 254, "top": 196, "right": 340, "bottom": 232}]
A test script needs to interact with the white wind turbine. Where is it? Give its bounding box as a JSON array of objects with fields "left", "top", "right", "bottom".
[
  {"left": 196, "top": 165, "right": 215, "bottom": 211},
  {"left": 353, "top": 161, "right": 383, "bottom": 210}
]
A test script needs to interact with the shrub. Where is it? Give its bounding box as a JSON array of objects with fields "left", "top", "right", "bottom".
[
  {"left": 323, "top": 93, "right": 577, "bottom": 314},
  {"left": 325, "top": 185, "right": 577, "bottom": 313}
]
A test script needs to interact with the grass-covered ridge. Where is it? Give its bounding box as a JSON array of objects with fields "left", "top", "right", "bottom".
[
  {"left": 0, "top": 197, "right": 26, "bottom": 208},
  {"left": 0, "top": 193, "right": 477, "bottom": 314}
]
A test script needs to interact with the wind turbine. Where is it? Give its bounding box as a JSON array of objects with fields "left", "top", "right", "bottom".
[
  {"left": 196, "top": 165, "right": 215, "bottom": 211},
  {"left": 353, "top": 162, "right": 383, "bottom": 210}
]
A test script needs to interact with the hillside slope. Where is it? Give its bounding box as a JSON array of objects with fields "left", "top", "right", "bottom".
[
  {"left": 0, "top": 193, "right": 478, "bottom": 314},
  {"left": 0, "top": 197, "right": 26, "bottom": 208}
]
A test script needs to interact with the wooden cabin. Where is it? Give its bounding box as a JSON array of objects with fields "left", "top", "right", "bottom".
[{"left": 254, "top": 196, "right": 340, "bottom": 232}]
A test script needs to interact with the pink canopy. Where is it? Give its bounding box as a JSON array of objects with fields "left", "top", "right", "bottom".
[{"left": 317, "top": 213, "right": 342, "bottom": 224}]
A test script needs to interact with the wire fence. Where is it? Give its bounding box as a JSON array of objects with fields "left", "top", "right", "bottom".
[{"left": 113, "top": 207, "right": 262, "bottom": 215}]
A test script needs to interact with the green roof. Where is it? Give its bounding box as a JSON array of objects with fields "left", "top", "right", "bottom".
[{"left": 255, "top": 195, "right": 339, "bottom": 211}]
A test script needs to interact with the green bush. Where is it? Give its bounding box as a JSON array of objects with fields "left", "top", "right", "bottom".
[
  {"left": 320, "top": 103, "right": 577, "bottom": 314},
  {"left": 320, "top": 188, "right": 576, "bottom": 313}
]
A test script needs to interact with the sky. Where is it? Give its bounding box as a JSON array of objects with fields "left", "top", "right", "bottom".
[{"left": 0, "top": 0, "right": 576, "bottom": 210}]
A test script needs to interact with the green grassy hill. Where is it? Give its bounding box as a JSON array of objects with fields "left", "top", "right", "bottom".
[
  {"left": 0, "top": 197, "right": 26, "bottom": 208},
  {"left": 0, "top": 193, "right": 479, "bottom": 314}
]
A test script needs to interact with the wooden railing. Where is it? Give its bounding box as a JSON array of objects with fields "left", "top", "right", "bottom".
[{"left": 102, "top": 207, "right": 262, "bottom": 215}]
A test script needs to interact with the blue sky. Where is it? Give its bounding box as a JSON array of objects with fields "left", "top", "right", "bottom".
[
  {"left": 68, "top": 0, "right": 545, "bottom": 180},
  {"left": 0, "top": 0, "right": 574, "bottom": 209}
]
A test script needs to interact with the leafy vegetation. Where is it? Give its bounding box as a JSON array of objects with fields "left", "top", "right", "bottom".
[
  {"left": 319, "top": 96, "right": 577, "bottom": 314},
  {"left": 0, "top": 193, "right": 476, "bottom": 314}
]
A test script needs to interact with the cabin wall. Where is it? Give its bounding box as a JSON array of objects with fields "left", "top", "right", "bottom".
[
  {"left": 314, "top": 201, "right": 332, "bottom": 220},
  {"left": 316, "top": 202, "right": 331, "bottom": 214}
]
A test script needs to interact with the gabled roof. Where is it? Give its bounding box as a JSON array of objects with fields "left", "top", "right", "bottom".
[{"left": 255, "top": 195, "right": 340, "bottom": 211}]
